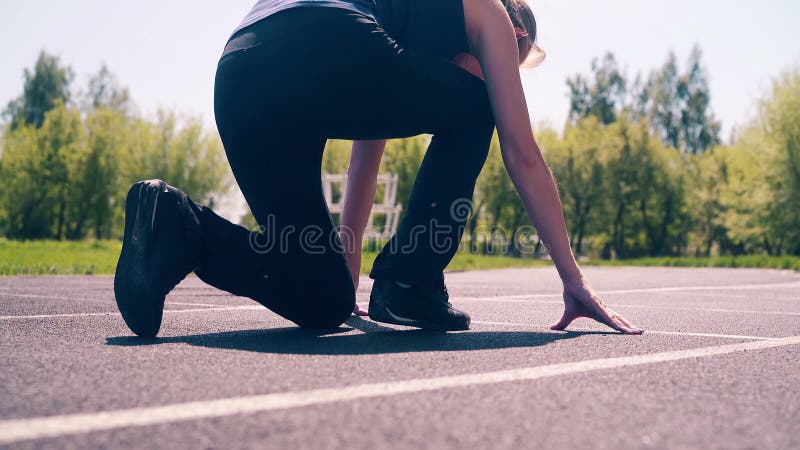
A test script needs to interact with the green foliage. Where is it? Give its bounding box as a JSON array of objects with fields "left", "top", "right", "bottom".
[
  {"left": 567, "top": 53, "right": 627, "bottom": 125},
  {"left": 720, "top": 67, "right": 800, "bottom": 255},
  {"left": 380, "top": 136, "right": 427, "bottom": 217},
  {"left": 80, "top": 65, "right": 132, "bottom": 114},
  {"left": 3, "top": 239, "right": 797, "bottom": 276},
  {"left": 568, "top": 47, "right": 720, "bottom": 154},
  {"left": 0, "top": 51, "right": 230, "bottom": 240},
  {"left": 475, "top": 134, "right": 528, "bottom": 255},
  {"left": 587, "top": 255, "right": 800, "bottom": 271},
  {"left": 3, "top": 51, "right": 74, "bottom": 129},
  {"left": 314, "top": 63, "right": 796, "bottom": 261},
  {"left": 125, "top": 110, "right": 230, "bottom": 209},
  {"left": 634, "top": 46, "right": 721, "bottom": 154},
  {"left": 0, "top": 105, "right": 229, "bottom": 240},
  {"left": 0, "top": 104, "right": 83, "bottom": 238},
  {"left": 1, "top": 47, "right": 796, "bottom": 267},
  {"left": 1, "top": 239, "right": 549, "bottom": 276},
  {"left": 547, "top": 117, "right": 606, "bottom": 254}
]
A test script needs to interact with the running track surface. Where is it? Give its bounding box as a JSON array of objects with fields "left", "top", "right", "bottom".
[{"left": 1, "top": 266, "right": 799, "bottom": 449}]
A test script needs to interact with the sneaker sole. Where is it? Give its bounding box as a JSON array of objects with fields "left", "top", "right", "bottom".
[{"left": 114, "top": 180, "right": 167, "bottom": 337}]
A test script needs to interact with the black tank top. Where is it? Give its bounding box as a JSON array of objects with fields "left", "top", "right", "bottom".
[
  {"left": 375, "top": 0, "right": 469, "bottom": 59},
  {"left": 232, "top": 1, "right": 380, "bottom": 37},
  {"left": 229, "top": 0, "right": 469, "bottom": 60}
]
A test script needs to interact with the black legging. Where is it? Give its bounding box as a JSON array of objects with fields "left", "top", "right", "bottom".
[{"left": 194, "top": 5, "right": 495, "bottom": 328}]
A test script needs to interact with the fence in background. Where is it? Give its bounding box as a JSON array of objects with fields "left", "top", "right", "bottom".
[{"left": 323, "top": 173, "right": 402, "bottom": 240}]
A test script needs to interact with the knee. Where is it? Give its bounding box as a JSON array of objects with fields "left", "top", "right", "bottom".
[
  {"left": 292, "top": 297, "right": 354, "bottom": 329},
  {"left": 289, "top": 282, "right": 355, "bottom": 330}
]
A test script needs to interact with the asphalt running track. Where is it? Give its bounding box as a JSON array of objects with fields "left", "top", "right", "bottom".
[{"left": 1, "top": 266, "right": 799, "bottom": 449}]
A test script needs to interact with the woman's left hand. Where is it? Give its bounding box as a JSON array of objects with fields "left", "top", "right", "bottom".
[{"left": 552, "top": 277, "right": 644, "bottom": 335}]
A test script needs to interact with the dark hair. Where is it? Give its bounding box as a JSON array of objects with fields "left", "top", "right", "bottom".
[{"left": 503, "top": 0, "right": 545, "bottom": 67}]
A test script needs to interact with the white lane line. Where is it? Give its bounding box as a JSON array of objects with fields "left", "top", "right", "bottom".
[
  {"left": 456, "top": 297, "right": 800, "bottom": 316},
  {"left": 472, "top": 321, "right": 781, "bottom": 341},
  {"left": 648, "top": 291, "right": 749, "bottom": 299},
  {"left": 611, "top": 304, "right": 800, "bottom": 316},
  {"left": 167, "top": 302, "right": 231, "bottom": 308},
  {"left": 0, "top": 312, "right": 119, "bottom": 320},
  {"left": 457, "top": 280, "right": 800, "bottom": 301},
  {"left": 0, "top": 293, "right": 93, "bottom": 302},
  {"left": 5, "top": 299, "right": 799, "bottom": 320},
  {"left": 2, "top": 335, "right": 799, "bottom": 444},
  {"left": 0, "top": 306, "right": 263, "bottom": 320},
  {"left": 600, "top": 281, "right": 800, "bottom": 294},
  {"left": 1, "top": 306, "right": 778, "bottom": 341},
  {"left": 0, "top": 293, "right": 234, "bottom": 304},
  {"left": 4, "top": 280, "right": 797, "bottom": 301}
]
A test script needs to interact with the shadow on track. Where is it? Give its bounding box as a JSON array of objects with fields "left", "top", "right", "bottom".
[{"left": 106, "top": 317, "right": 607, "bottom": 355}]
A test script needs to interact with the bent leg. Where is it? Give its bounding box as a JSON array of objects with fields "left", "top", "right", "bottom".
[
  {"left": 296, "top": 12, "right": 496, "bottom": 287},
  {"left": 198, "top": 89, "right": 355, "bottom": 328},
  {"left": 204, "top": 8, "right": 496, "bottom": 325}
]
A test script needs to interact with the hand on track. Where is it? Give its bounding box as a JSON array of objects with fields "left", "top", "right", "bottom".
[{"left": 551, "top": 278, "right": 644, "bottom": 335}]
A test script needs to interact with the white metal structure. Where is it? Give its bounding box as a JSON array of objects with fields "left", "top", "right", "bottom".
[{"left": 323, "top": 173, "right": 402, "bottom": 240}]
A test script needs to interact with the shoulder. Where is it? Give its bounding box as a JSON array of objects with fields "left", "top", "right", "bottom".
[{"left": 461, "top": 0, "right": 512, "bottom": 49}]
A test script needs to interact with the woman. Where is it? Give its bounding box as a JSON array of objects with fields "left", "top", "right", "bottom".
[{"left": 113, "top": 0, "right": 643, "bottom": 337}]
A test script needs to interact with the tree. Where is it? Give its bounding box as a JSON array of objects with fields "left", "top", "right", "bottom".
[
  {"left": 637, "top": 135, "right": 689, "bottom": 256},
  {"left": 717, "top": 138, "right": 773, "bottom": 254},
  {"left": 547, "top": 117, "right": 606, "bottom": 255},
  {"left": 685, "top": 149, "right": 729, "bottom": 256},
  {"left": 567, "top": 53, "right": 627, "bottom": 126},
  {"left": 66, "top": 108, "right": 129, "bottom": 239},
  {"left": 635, "top": 46, "right": 720, "bottom": 154},
  {"left": 0, "top": 103, "right": 83, "bottom": 238},
  {"left": 601, "top": 118, "right": 670, "bottom": 258},
  {"left": 381, "top": 136, "right": 427, "bottom": 221},
  {"left": 475, "top": 134, "right": 529, "bottom": 256},
  {"left": 761, "top": 68, "right": 800, "bottom": 254},
  {"left": 725, "top": 67, "right": 800, "bottom": 255},
  {"left": 81, "top": 65, "right": 133, "bottom": 115},
  {"left": 3, "top": 51, "right": 73, "bottom": 129},
  {"left": 679, "top": 46, "right": 721, "bottom": 153},
  {"left": 124, "top": 110, "right": 230, "bottom": 210},
  {"left": 0, "top": 52, "right": 233, "bottom": 240},
  {"left": 0, "top": 123, "right": 46, "bottom": 237}
]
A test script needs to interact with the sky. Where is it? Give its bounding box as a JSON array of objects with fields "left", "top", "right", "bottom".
[
  {"left": 1, "top": 0, "right": 798, "bottom": 139},
  {"left": 0, "top": 0, "right": 798, "bottom": 217}
]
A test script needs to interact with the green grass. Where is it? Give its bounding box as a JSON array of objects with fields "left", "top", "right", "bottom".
[
  {"left": 584, "top": 255, "right": 800, "bottom": 271},
  {"left": 2, "top": 239, "right": 799, "bottom": 276},
  {"left": 0, "top": 239, "right": 122, "bottom": 275},
  {"left": 359, "top": 251, "right": 551, "bottom": 275}
]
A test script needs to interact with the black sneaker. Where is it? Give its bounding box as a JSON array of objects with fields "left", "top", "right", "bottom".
[
  {"left": 368, "top": 279, "right": 470, "bottom": 331},
  {"left": 114, "top": 180, "right": 200, "bottom": 337}
]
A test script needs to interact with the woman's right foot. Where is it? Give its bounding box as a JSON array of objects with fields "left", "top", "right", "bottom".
[
  {"left": 368, "top": 279, "right": 470, "bottom": 331},
  {"left": 114, "top": 180, "right": 200, "bottom": 337}
]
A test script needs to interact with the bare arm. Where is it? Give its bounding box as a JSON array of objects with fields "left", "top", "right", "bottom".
[
  {"left": 463, "top": 0, "right": 642, "bottom": 334},
  {"left": 341, "top": 139, "right": 386, "bottom": 293},
  {"left": 465, "top": 0, "right": 579, "bottom": 282}
]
